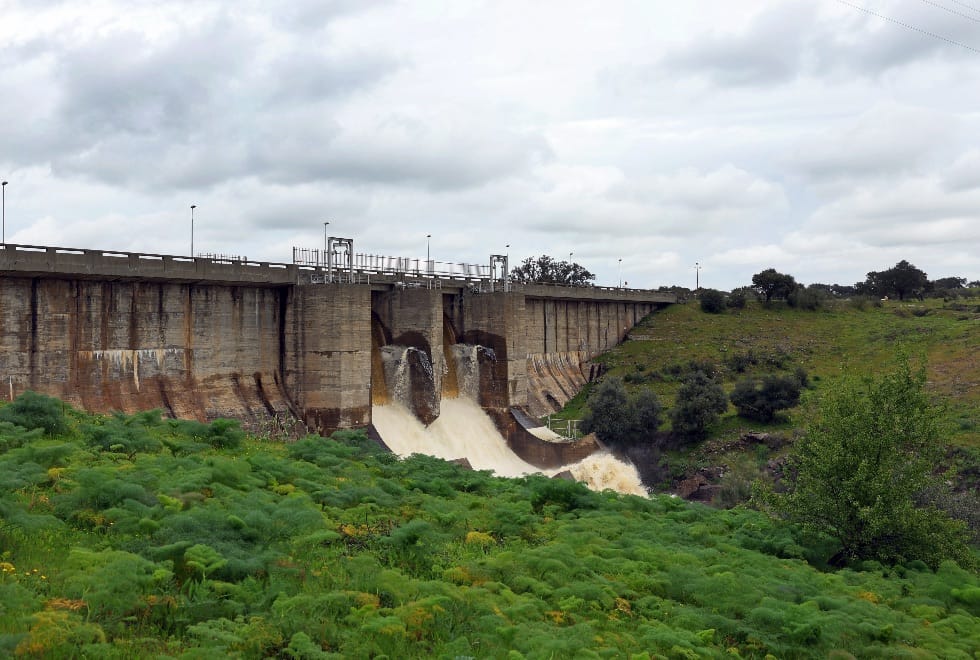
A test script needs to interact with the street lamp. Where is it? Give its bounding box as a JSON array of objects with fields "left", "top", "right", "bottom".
[
  {"left": 426, "top": 234, "right": 431, "bottom": 263},
  {"left": 1, "top": 181, "right": 7, "bottom": 244},
  {"left": 190, "top": 205, "right": 196, "bottom": 257},
  {"left": 695, "top": 262, "right": 701, "bottom": 291},
  {"left": 323, "top": 221, "right": 330, "bottom": 267},
  {"left": 618, "top": 258, "right": 622, "bottom": 288}
]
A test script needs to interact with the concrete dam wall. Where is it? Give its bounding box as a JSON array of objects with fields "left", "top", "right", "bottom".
[{"left": 0, "top": 244, "right": 674, "bottom": 465}]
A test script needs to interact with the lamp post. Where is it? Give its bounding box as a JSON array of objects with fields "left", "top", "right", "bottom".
[
  {"left": 695, "top": 262, "right": 701, "bottom": 292},
  {"left": 190, "top": 205, "right": 196, "bottom": 257},
  {"left": 618, "top": 258, "right": 622, "bottom": 288},
  {"left": 426, "top": 233, "right": 431, "bottom": 263},
  {"left": 323, "top": 221, "right": 330, "bottom": 267},
  {"left": 1, "top": 181, "right": 7, "bottom": 244}
]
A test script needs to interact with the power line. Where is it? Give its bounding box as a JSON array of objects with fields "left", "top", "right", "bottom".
[
  {"left": 945, "top": 0, "right": 980, "bottom": 15},
  {"left": 917, "top": 0, "right": 980, "bottom": 23},
  {"left": 837, "top": 0, "right": 980, "bottom": 54}
]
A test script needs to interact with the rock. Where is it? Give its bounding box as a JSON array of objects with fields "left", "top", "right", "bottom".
[
  {"left": 676, "top": 474, "right": 710, "bottom": 499},
  {"left": 688, "top": 484, "right": 722, "bottom": 503},
  {"left": 449, "top": 458, "right": 473, "bottom": 470},
  {"left": 551, "top": 470, "right": 576, "bottom": 481}
]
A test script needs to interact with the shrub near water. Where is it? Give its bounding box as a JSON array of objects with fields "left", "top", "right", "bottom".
[{"left": 0, "top": 393, "right": 977, "bottom": 657}]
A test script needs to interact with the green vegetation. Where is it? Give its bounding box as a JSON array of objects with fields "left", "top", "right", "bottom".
[
  {"left": 584, "top": 296, "right": 980, "bottom": 449},
  {"left": 0, "top": 393, "right": 977, "bottom": 657},
  {"left": 509, "top": 254, "right": 595, "bottom": 286},
  {"left": 729, "top": 375, "right": 803, "bottom": 423},
  {"left": 669, "top": 371, "right": 728, "bottom": 441},
  {"left": 579, "top": 376, "right": 662, "bottom": 450},
  {"left": 751, "top": 268, "right": 797, "bottom": 303},
  {"left": 761, "top": 357, "right": 974, "bottom": 569},
  {"left": 698, "top": 288, "right": 726, "bottom": 313}
]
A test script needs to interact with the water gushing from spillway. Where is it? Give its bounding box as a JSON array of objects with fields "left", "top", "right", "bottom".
[
  {"left": 450, "top": 344, "right": 496, "bottom": 400},
  {"left": 372, "top": 329, "right": 647, "bottom": 496},
  {"left": 373, "top": 398, "right": 540, "bottom": 477},
  {"left": 372, "top": 399, "right": 648, "bottom": 496},
  {"left": 379, "top": 345, "right": 439, "bottom": 425}
]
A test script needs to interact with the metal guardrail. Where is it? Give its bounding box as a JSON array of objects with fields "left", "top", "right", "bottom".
[
  {"left": 546, "top": 415, "right": 582, "bottom": 440},
  {"left": 293, "top": 247, "right": 492, "bottom": 280}
]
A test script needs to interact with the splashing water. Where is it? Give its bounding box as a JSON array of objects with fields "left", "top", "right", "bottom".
[
  {"left": 557, "top": 453, "right": 648, "bottom": 497},
  {"left": 373, "top": 398, "right": 539, "bottom": 477},
  {"left": 372, "top": 397, "right": 648, "bottom": 495}
]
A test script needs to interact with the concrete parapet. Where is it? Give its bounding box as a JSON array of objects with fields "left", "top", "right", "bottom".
[{"left": 0, "top": 244, "right": 297, "bottom": 286}]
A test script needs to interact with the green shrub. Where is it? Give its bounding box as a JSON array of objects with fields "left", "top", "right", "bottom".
[
  {"left": 726, "top": 289, "right": 748, "bottom": 309},
  {"left": 0, "top": 391, "right": 69, "bottom": 436},
  {"left": 787, "top": 286, "right": 824, "bottom": 310},
  {"left": 699, "top": 289, "right": 726, "bottom": 314},
  {"left": 761, "top": 357, "right": 974, "bottom": 569},
  {"left": 207, "top": 419, "right": 245, "bottom": 449},
  {"left": 669, "top": 371, "right": 728, "bottom": 441},
  {"left": 730, "top": 375, "right": 802, "bottom": 422},
  {"left": 580, "top": 377, "right": 663, "bottom": 449},
  {"left": 84, "top": 413, "right": 162, "bottom": 456}
]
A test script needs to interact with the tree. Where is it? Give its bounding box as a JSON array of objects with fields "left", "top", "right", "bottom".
[
  {"left": 931, "top": 276, "right": 965, "bottom": 290},
  {"left": 751, "top": 268, "right": 797, "bottom": 303},
  {"left": 698, "top": 289, "right": 726, "bottom": 313},
  {"left": 860, "top": 260, "right": 928, "bottom": 301},
  {"left": 762, "top": 358, "right": 972, "bottom": 568},
  {"left": 510, "top": 255, "right": 595, "bottom": 286},
  {"left": 580, "top": 377, "right": 662, "bottom": 450},
  {"left": 730, "top": 375, "right": 801, "bottom": 422},
  {"left": 670, "top": 371, "right": 728, "bottom": 441}
]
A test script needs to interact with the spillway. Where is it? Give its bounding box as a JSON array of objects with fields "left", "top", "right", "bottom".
[{"left": 372, "top": 397, "right": 648, "bottom": 496}]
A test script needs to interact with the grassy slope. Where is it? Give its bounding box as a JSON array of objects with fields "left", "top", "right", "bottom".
[
  {"left": 557, "top": 296, "right": 979, "bottom": 448},
  {"left": 1, "top": 408, "right": 978, "bottom": 658}
]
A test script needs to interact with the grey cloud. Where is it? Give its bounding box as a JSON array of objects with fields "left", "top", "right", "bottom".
[
  {"left": 787, "top": 105, "right": 956, "bottom": 181},
  {"left": 261, "top": 48, "right": 399, "bottom": 106},
  {"left": 260, "top": 0, "right": 392, "bottom": 31},
  {"left": 660, "top": 2, "right": 815, "bottom": 86},
  {"left": 815, "top": 2, "right": 979, "bottom": 76},
  {"left": 661, "top": 1, "right": 979, "bottom": 87},
  {"left": 942, "top": 150, "right": 980, "bottom": 191},
  {"left": 307, "top": 116, "right": 553, "bottom": 190}
]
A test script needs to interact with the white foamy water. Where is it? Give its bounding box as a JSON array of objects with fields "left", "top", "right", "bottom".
[
  {"left": 373, "top": 397, "right": 540, "bottom": 477},
  {"left": 557, "top": 453, "right": 648, "bottom": 497},
  {"left": 372, "top": 398, "right": 648, "bottom": 496}
]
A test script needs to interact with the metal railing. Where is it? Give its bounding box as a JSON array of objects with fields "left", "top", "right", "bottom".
[
  {"left": 545, "top": 415, "right": 582, "bottom": 441},
  {"left": 293, "top": 247, "right": 491, "bottom": 281}
]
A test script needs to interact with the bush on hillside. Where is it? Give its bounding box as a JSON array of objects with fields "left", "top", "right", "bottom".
[
  {"left": 0, "top": 390, "right": 69, "bottom": 436},
  {"left": 580, "top": 377, "right": 662, "bottom": 450},
  {"left": 699, "top": 289, "right": 726, "bottom": 314},
  {"left": 787, "top": 285, "right": 824, "bottom": 310},
  {"left": 726, "top": 289, "right": 749, "bottom": 309},
  {"left": 761, "top": 357, "right": 974, "bottom": 569},
  {"left": 730, "top": 375, "right": 802, "bottom": 422},
  {"left": 670, "top": 371, "right": 728, "bottom": 441}
]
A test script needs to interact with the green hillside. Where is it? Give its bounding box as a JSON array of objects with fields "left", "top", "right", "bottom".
[
  {"left": 567, "top": 297, "right": 978, "bottom": 442},
  {"left": 552, "top": 296, "right": 979, "bottom": 499},
  {"left": 1, "top": 399, "right": 978, "bottom": 658}
]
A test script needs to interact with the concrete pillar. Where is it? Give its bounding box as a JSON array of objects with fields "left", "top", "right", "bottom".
[
  {"left": 283, "top": 283, "right": 372, "bottom": 433},
  {"left": 370, "top": 287, "right": 444, "bottom": 424}
]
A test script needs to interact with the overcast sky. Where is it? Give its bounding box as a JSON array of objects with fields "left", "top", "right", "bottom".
[{"left": 2, "top": 0, "right": 979, "bottom": 289}]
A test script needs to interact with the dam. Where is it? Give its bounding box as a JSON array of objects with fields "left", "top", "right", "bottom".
[{"left": 0, "top": 242, "right": 674, "bottom": 469}]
